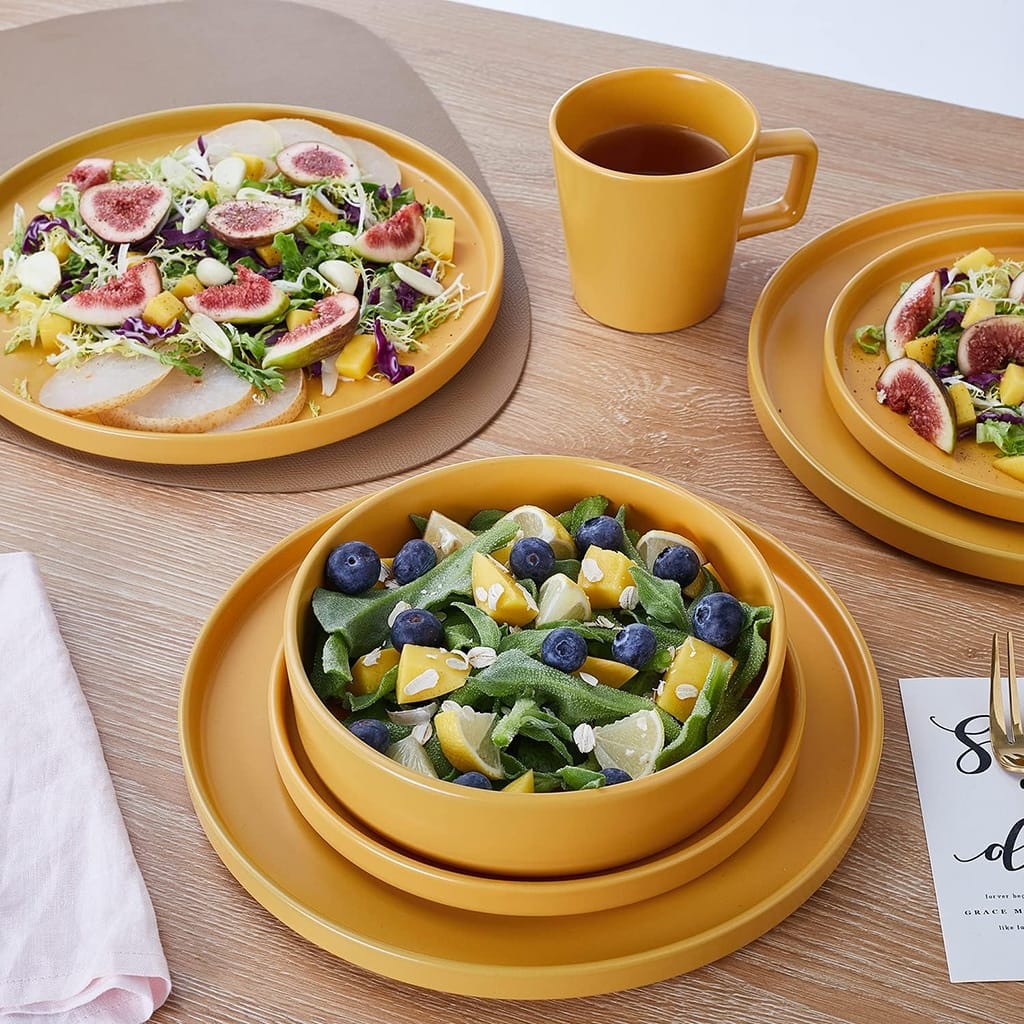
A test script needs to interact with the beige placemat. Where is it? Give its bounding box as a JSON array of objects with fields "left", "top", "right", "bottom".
[{"left": 0, "top": 0, "right": 529, "bottom": 492}]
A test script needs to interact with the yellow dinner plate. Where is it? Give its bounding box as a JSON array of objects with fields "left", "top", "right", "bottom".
[
  {"left": 824, "top": 223, "right": 1024, "bottom": 522},
  {"left": 0, "top": 104, "right": 502, "bottom": 464},
  {"left": 749, "top": 190, "right": 1024, "bottom": 584},
  {"left": 179, "top": 502, "right": 881, "bottom": 999},
  {"left": 268, "top": 640, "right": 805, "bottom": 917}
]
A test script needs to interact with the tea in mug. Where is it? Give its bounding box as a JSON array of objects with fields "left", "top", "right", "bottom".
[{"left": 576, "top": 123, "right": 729, "bottom": 175}]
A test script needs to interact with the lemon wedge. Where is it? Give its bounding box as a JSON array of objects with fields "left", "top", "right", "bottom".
[
  {"left": 502, "top": 505, "right": 576, "bottom": 559},
  {"left": 503, "top": 769, "right": 535, "bottom": 793},
  {"left": 422, "top": 510, "right": 476, "bottom": 558},
  {"left": 636, "top": 529, "right": 706, "bottom": 571},
  {"left": 536, "top": 573, "right": 592, "bottom": 625},
  {"left": 592, "top": 709, "right": 664, "bottom": 779},
  {"left": 385, "top": 734, "right": 439, "bottom": 778},
  {"left": 434, "top": 705, "right": 504, "bottom": 780}
]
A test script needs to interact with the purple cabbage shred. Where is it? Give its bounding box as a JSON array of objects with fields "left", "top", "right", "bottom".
[
  {"left": 936, "top": 308, "right": 964, "bottom": 332},
  {"left": 395, "top": 281, "right": 420, "bottom": 312},
  {"left": 196, "top": 135, "right": 206, "bottom": 156},
  {"left": 113, "top": 316, "right": 182, "bottom": 344},
  {"left": 938, "top": 268, "right": 950, "bottom": 289},
  {"left": 264, "top": 330, "right": 287, "bottom": 348},
  {"left": 21, "top": 216, "right": 73, "bottom": 254},
  {"left": 341, "top": 202, "right": 361, "bottom": 224},
  {"left": 965, "top": 371, "right": 1001, "bottom": 390},
  {"left": 978, "top": 410, "right": 1024, "bottom": 425},
  {"left": 366, "top": 286, "right": 380, "bottom": 306},
  {"left": 372, "top": 317, "right": 413, "bottom": 384},
  {"left": 158, "top": 224, "right": 212, "bottom": 250},
  {"left": 935, "top": 363, "right": 956, "bottom": 379}
]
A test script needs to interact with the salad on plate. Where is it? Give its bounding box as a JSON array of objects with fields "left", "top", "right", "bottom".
[
  {"left": 307, "top": 495, "right": 774, "bottom": 793},
  {"left": 855, "top": 245, "right": 1024, "bottom": 482},
  {"left": 0, "top": 117, "right": 473, "bottom": 433}
]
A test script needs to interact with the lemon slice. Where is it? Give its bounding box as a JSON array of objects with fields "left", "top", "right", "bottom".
[
  {"left": 502, "top": 505, "right": 576, "bottom": 559},
  {"left": 434, "top": 705, "right": 504, "bottom": 780},
  {"left": 592, "top": 709, "right": 665, "bottom": 779},
  {"left": 423, "top": 510, "right": 476, "bottom": 558},
  {"left": 385, "top": 734, "right": 439, "bottom": 778},
  {"left": 188, "top": 311, "right": 234, "bottom": 361},
  {"left": 503, "top": 769, "right": 535, "bottom": 793},
  {"left": 536, "top": 573, "right": 592, "bottom": 625},
  {"left": 636, "top": 529, "right": 707, "bottom": 571}
]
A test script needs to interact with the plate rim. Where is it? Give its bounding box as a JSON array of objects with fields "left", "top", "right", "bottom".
[{"left": 0, "top": 102, "right": 504, "bottom": 464}]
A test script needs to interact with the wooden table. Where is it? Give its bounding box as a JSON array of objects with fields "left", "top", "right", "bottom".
[{"left": 1, "top": 1, "right": 1019, "bottom": 1020}]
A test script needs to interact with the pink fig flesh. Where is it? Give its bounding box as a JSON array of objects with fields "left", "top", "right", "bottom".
[
  {"left": 275, "top": 141, "right": 358, "bottom": 184},
  {"left": 261, "top": 293, "right": 360, "bottom": 370},
  {"left": 205, "top": 200, "right": 304, "bottom": 248},
  {"left": 80, "top": 180, "right": 172, "bottom": 243},
  {"left": 40, "top": 158, "right": 114, "bottom": 210},
  {"left": 352, "top": 202, "right": 425, "bottom": 263},
  {"left": 57, "top": 259, "right": 163, "bottom": 326},
  {"left": 876, "top": 356, "right": 957, "bottom": 454},
  {"left": 883, "top": 270, "right": 942, "bottom": 360},
  {"left": 956, "top": 314, "right": 1024, "bottom": 374},
  {"left": 184, "top": 264, "right": 289, "bottom": 324}
]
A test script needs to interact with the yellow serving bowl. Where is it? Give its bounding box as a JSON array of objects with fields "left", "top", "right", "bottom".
[{"left": 283, "top": 456, "right": 787, "bottom": 877}]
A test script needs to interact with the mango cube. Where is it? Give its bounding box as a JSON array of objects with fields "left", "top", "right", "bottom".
[
  {"left": 574, "top": 656, "right": 637, "bottom": 689},
  {"left": 961, "top": 296, "right": 996, "bottom": 328},
  {"left": 904, "top": 333, "right": 937, "bottom": 365},
  {"left": 196, "top": 181, "right": 218, "bottom": 202},
  {"left": 286, "top": 308, "right": 316, "bottom": 332},
  {"left": 350, "top": 646, "right": 400, "bottom": 695},
  {"left": 577, "top": 546, "right": 637, "bottom": 609},
  {"left": 37, "top": 312, "right": 73, "bottom": 352},
  {"left": 994, "top": 455, "right": 1024, "bottom": 483},
  {"left": 657, "top": 636, "right": 737, "bottom": 722},
  {"left": 255, "top": 244, "right": 282, "bottom": 268},
  {"left": 303, "top": 196, "right": 338, "bottom": 231},
  {"left": 471, "top": 552, "right": 538, "bottom": 626},
  {"left": 953, "top": 247, "right": 995, "bottom": 274},
  {"left": 335, "top": 333, "right": 377, "bottom": 380},
  {"left": 948, "top": 382, "right": 977, "bottom": 428},
  {"left": 141, "top": 290, "right": 186, "bottom": 329},
  {"left": 234, "top": 152, "right": 267, "bottom": 180},
  {"left": 171, "top": 274, "right": 204, "bottom": 299},
  {"left": 1000, "top": 363, "right": 1024, "bottom": 406},
  {"left": 47, "top": 231, "right": 71, "bottom": 263},
  {"left": 683, "top": 562, "right": 723, "bottom": 600},
  {"left": 396, "top": 645, "right": 470, "bottom": 704},
  {"left": 424, "top": 217, "right": 455, "bottom": 261}
]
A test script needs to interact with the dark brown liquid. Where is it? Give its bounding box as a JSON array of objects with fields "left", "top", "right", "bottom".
[{"left": 576, "top": 123, "right": 729, "bottom": 175}]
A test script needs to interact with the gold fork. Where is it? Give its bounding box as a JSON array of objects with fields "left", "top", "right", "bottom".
[{"left": 990, "top": 632, "right": 1024, "bottom": 774}]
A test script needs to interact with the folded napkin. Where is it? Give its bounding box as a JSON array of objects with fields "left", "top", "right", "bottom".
[{"left": 0, "top": 552, "right": 171, "bottom": 1022}]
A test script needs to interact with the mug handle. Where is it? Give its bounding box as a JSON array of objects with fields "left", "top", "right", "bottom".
[{"left": 737, "top": 128, "right": 818, "bottom": 241}]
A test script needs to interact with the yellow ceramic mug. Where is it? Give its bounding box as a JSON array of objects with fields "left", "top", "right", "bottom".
[{"left": 549, "top": 67, "right": 818, "bottom": 332}]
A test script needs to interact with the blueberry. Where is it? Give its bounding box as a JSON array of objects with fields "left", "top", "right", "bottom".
[
  {"left": 509, "top": 537, "right": 556, "bottom": 584},
  {"left": 574, "top": 515, "right": 623, "bottom": 552},
  {"left": 348, "top": 718, "right": 390, "bottom": 753},
  {"left": 325, "top": 540, "right": 381, "bottom": 595},
  {"left": 610, "top": 622, "right": 658, "bottom": 668},
  {"left": 653, "top": 544, "right": 701, "bottom": 588},
  {"left": 692, "top": 592, "right": 745, "bottom": 649},
  {"left": 390, "top": 608, "right": 444, "bottom": 651},
  {"left": 452, "top": 771, "right": 493, "bottom": 789},
  {"left": 392, "top": 538, "right": 437, "bottom": 584},
  {"left": 541, "top": 627, "right": 588, "bottom": 673},
  {"left": 600, "top": 767, "right": 632, "bottom": 786}
]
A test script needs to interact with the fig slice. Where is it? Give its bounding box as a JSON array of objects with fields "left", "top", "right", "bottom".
[
  {"left": 883, "top": 270, "right": 942, "bottom": 360},
  {"left": 38, "top": 157, "right": 114, "bottom": 212},
  {"left": 276, "top": 141, "right": 358, "bottom": 184},
  {"left": 184, "top": 264, "right": 289, "bottom": 323},
  {"left": 261, "top": 292, "right": 360, "bottom": 370},
  {"left": 205, "top": 199, "right": 305, "bottom": 248},
  {"left": 957, "top": 314, "right": 1024, "bottom": 374},
  {"left": 58, "top": 259, "right": 163, "bottom": 326},
  {"left": 876, "top": 356, "right": 957, "bottom": 454},
  {"left": 38, "top": 352, "right": 173, "bottom": 416},
  {"left": 351, "top": 201, "right": 424, "bottom": 263},
  {"left": 208, "top": 369, "right": 307, "bottom": 431},
  {"left": 79, "top": 181, "right": 172, "bottom": 243}
]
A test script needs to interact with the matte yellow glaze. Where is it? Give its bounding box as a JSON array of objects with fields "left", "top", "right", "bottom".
[
  {"left": 823, "top": 222, "right": 1024, "bottom": 522},
  {"left": 748, "top": 190, "right": 1024, "bottom": 584},
  {"left": 178, "top": 500, "right": 881, "bottom": 997},
  {"left": 548, "top": 68, "right": 817, "bottom": 332},
  {"left": 283, "top": 456, "right": 787, "bottom": 878},
  {"left": 0, "top": 103, "right": 503, "bottom": 464}
]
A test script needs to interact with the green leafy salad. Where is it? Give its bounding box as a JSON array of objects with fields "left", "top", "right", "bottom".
[{"left": 307, "top": 495, "right": 774, "bottom": 793}]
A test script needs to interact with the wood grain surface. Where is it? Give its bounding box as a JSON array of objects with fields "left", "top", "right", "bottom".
[{"left": 0, "top": 0, "right": 1019, "bottom": 1020}]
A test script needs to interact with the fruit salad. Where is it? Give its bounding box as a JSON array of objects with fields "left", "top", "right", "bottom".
[
  {"left": 855, "top": 246, "right": 1024, "bottom": 482},
  {"left": 0, "top": 117, "right": 472, "bottom": 433},
  {"left": 308, "top": 496, "right": 774, "bottom": 792}
]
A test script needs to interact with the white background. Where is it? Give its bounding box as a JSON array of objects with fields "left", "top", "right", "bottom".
[{"left": 450, "top": 0, "right": 1022, "bottom": 118}]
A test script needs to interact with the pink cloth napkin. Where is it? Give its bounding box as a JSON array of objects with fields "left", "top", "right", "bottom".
[{"left": 0, "top": 552, "right": 171, "bottom": 1022}]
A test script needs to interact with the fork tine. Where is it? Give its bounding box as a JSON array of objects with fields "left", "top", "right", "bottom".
[
  {"left": 991, "top": 632, "right": 1008, "bottom": 744},
  {"left": 1008, "top": 632, "right": 1022, "bottom": 739}
]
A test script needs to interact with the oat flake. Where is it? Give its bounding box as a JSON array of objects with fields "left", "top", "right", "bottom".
[
  {"left": 403, "top": 668, "right": 440, "bottom": 696},
  {"left": 581, "top": 558, "right": 604, "bottom": 582},
  {"left": 573, "top": 723, "right": 596, "bottom": 753},
  {"left": 674, "top": 683, "right": 700, "bottom": 701},
  {"left": 387, "top": 600, "right": 412, "bottom": 627},
  {"left": 579, "top": 672, "right": 599, "bottom": 687}
]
